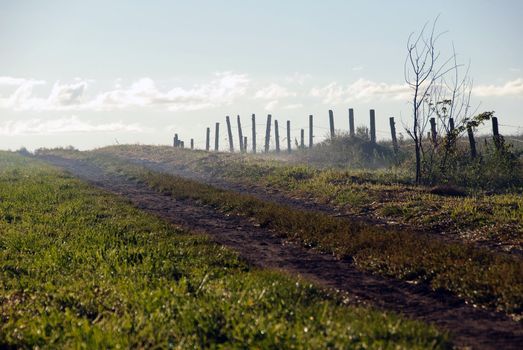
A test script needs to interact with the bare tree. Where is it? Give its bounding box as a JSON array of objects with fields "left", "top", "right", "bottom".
[{"left": 404, "top": 17, "right": 470, "bottom": 184}]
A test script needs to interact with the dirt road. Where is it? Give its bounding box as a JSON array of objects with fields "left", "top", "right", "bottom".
[{"left": 41, "top": 155, "right": 523, "bottom": 349}]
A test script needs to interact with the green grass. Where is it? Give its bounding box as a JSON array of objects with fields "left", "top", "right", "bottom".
[
  {"left": 46, "top": 151, "right": 523, "bottom": 320},
  {"left": 85, "top": 145, "right": 522, "bottom": 250},
  {"left": 0, "top": 151, "right": 449, "bottom": 349}
]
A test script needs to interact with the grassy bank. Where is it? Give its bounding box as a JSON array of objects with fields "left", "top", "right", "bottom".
[
  {"left": 0, "top": 151, "right": 449, "bottom": 349},
  {"left": 88, "top": 145, "right": 523, "bottom": 252},
  {"left": 42, "top": 150, "right": 523, "bottom": 319}
]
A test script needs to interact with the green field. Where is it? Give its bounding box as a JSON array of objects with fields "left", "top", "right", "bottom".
[
  {"left": 37, "top": 148, "right": 523, "bottom": 319},
  {"left": 85, "top": 144, "right": 523, "bottom": 252},
  {"left": 0, "top": 152, "right": 449, "bottom": 349}
]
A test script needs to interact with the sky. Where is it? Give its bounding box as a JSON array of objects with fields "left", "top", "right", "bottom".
[{"left": 0, "top": 0, "right": 522, "bottom": 151}]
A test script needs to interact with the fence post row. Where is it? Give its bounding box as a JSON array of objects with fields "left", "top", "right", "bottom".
[
  {"left": 309, "top": 115, "right": 313, "bottom": 148},
  {"left": 492, "top": 116, "right": 501, "bottom": 149},
  {"left": 274, "top": 119, "right": 280, "bottom": 153},
  {"left": 389, "top": 117, "right": 398, "bottom": 153},
  {"left": 206, "top": 127, "right": 210, "bottom": 151},
  {"left": 467, "top": 123, "right": 477, "bottom": 158},
  {"left": 237, "top": 115, "right": 244, "bottom": 152},
  {"left": 264, "top": 114, "right": 272, "bottom": 153},
  {"left": 329, "top": 110, "right": 335, "bottom": 138},
  {"left": 349, "top": 108, "right": 355, "bottom": 137},
  {"left": 226, "top": 116, "right": 234, "bottom": 152},
  {"left": 215, "top": 122, "right": 220, "bottom": 151},
  {"left": 430, "top": 117, "right": 437, "bottom": 145},
  {"left": 252, "top": 114, "right": 256, "bottom": 154},
  {"left": 369, "top": 109, "right": 376, "bottom": 144},
  {"left": 287, "top": 120, "right": 291, "bottom": 153}
]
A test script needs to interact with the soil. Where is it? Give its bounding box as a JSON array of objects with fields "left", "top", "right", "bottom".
[{"left": 40, "top": 155, "right": 523, "bottom": 350}]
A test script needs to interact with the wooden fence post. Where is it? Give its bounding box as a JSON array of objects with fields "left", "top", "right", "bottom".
[
  {"left": 190, "top": 138, "right": 194, "bottom": 150},
  {"left": 349, "top": 108, "right": 355, "bottom": 137},
  {"left": 329, "top": 110, "right": 335, "bottom": 138},
  {"left": 173, "top": 133, "right": 179, "bottom": 148},
  {"left": 370, "top": 109, "right": 376, "bottom": 144},
  {"left": 300, "top": 129, "right": 304, "bottom": 149},
  {"left": 252, "top": 114, "right": 256, "bottom": 154},
  {"left": 430, "top": 117, "right": 437, "bottom": 145},
  {"left": 492, "top": 116, "right": 501, "bottom": 149},
  {"left": 449, "top": 117, "right": 455, "bottom": 132},
  {"left": 244, "top": 136, "right": 247, "bottom": 152},
  {"left": 467, "top": 123, "right": 477, "bottom": 158},
  {"left": 226, "top": 116, "right": 234, "bottom": 152},
  {"left": 389, "top": 117, "right": 398, "bottom": 153},
  {"left": 274, "top": 119, "right": 280, "bottom": 153},
  {"left": 237, "top": 115, "right": 244, "bottom": 152},
  {"left": 206, "top": 127, "right": 210, "bottom": 151},
  {"left": 264, "top": 114, "right": 272, "bottom": 153},
  {"left": 214, "top": 122, "right": 220, "bottom": 152},
  {"left": 287, "top": 120, "right": 291, "bottom": 153},
  {"left": 309, "top": 115, "right": 313, "bottom": 148}
]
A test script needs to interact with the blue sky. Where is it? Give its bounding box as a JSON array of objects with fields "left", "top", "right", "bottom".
[{"left": 0, "top": 0, "right": 522, "bottom": 150}]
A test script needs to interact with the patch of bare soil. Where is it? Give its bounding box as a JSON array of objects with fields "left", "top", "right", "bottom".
[{"left": 40, "top": 155, "right": 523, "bottom": 350}]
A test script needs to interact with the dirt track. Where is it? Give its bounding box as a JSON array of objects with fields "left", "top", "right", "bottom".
[{"left": 41, "top": 155, "right": 523, "bottom": 350}]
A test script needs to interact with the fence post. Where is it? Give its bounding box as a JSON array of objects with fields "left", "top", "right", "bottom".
[
  {"left": 214, "top": 122, "right": 220, "bottom": 151},
  {"left": 329, "top": 110, "right": 335, "bottom": 138},
  {"left": 370, "top": 109, "right": 376, "bottom": 144},
  {"left": 180, "top": 141, "right": 184, "bottom": 149},
  {"left": 264, "top": 114, "right": 272, "bottom": 153},
  {"left": 252, "top": 114, "right": 256, "bottom": 154},
  {"left": 244, "top": 136, "right": 247, "bottom": 152},
  {"left": 226, "top": 116, "right": 234, "bottom": 152},
  {"left": 349, "top": 108, "right": 355, "bottom": 137},
  {"left": 430, "top": 117, "right": 437, "bottom": 145},
  {"left": 274, "top": 119, "right": 280, "bottom": 153},
  {"left": 467, "top": 123, "right": 477, "bottom": 158},
  {"left": 287, "top": 120, "right": 291, "bottom": 153},
  {"left": 300, "top": 129, "right": 304, "bottom": 149},
  {"left": 309, "top": 115, "right": 314, "bottom": 148},
  {"left": 389, "top": 117, "right": 398, "bottom": 153},
  {"left": 492, "top": 116, "right": 501, "bottom": 149},
  {"left": 173, "top": 133, "right": 179, "bottom": 148},
  {"left": 237, "top": 115, "right": 244, "bottom": 152},
  {"left": 190, "top": 138, "right": 194, "bottom": 150},
  {"left": 449, "top": 117, "right": 455, "bottom": 132},
  {"left": 206, "top": 127, "right": 210, "bottom": 151}
]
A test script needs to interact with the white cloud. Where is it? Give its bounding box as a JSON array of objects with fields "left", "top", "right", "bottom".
[
  {"left": 284, "top": 73, "right": 312, "bottom": 85},
  {"left": 283, "top": 103, "right": 303, "bottom": 110},
  {"left": 0, "top": 116, "right": 144, "bottom": 136},
  {"left": 89, "top": 72, "right": 249, "bottom": 111},
  {"left": 255, "top": 83, "right": 296, "bottom": 100},
  {"left": 310, "top": 79, "right": 410, "bottom": 104},
  {"left": 0, "top": 76, "right": 45, "bottom": 86},
  {"left": 0, "top": 72, "right": 249, "bottom": 112},
  {"left": 264, "top": 100, "right": 279, "bottom": 111},
  {"left": 0, "top": 79, "right": 89, "bottom": 111},
  {"left": 473, "top": 78, "right": 523, "bottom": 97}
]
